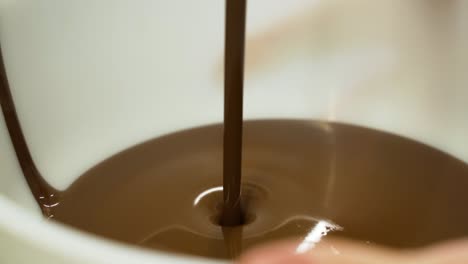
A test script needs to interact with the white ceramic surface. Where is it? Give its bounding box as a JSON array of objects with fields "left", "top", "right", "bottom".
[{"left": 1, "top": 1, "right": 467, "bottom": 263}]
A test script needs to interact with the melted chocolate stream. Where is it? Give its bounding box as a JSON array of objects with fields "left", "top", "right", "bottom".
[
  {"left": 0, "top": 45, "right": 58, "bottom": 216},
  {"left": 223, "top": 0, "right": 247, "bottom": 227}
]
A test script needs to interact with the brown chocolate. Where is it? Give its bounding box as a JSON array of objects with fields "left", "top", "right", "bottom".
[{"left": 50, "top": 120, "right": 468, "bottom": 259}]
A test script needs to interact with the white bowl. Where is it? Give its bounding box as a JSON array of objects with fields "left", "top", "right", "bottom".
[{"left": 1, "top": 1, "right": 468, "bottom": 263}]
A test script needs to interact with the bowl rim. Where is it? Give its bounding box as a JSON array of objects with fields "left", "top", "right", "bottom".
[{"left": 0, "top": 195, "right": 223, "bottom": 264}]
